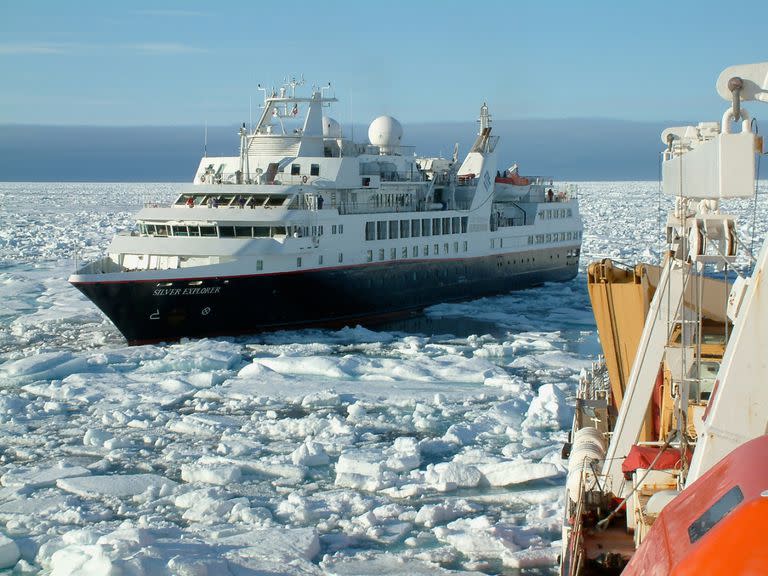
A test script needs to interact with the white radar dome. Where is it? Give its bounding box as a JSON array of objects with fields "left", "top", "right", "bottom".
[
  {"left": 322, "top": 116, "right": 342, "bottom": 138},
  {"left": 368, "top": 115, "right": 403, "bottom": 154}
]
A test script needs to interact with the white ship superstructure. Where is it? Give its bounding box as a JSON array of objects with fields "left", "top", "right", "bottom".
[{"left": 70, "top": 80, "right": 582, "bottom": 343}]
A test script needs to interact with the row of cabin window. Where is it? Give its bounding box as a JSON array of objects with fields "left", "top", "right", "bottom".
[
  {"left": 257, "top": 251, "right": 347, "bottom": 272},
  {"left": 365, "top": 216, "right": 469, "bottom": 241},
  {"left": 528, "top": 230, "right": 582, "bottom": 244},
  {"left": 538, "top": 208, "right": 573, "bottom": 220},
  {"left": 290, "top": 163, "right": 321, "bottom": 176},
  {"left": 492, "top": 230, "right": 582, "bottom": 249},
  {"left": 265, "top": 240, "right": 473, "bottom": 272},
  {"left": 176, "top": 195, "right": 288, "bottom": 207},
  {"left": 295, "top": 252, "right": 346, "bottom": 268},
  {"left": 139, "top": 223, "right": 344, "bottom": 238},
  {"left": 365, "top": 241, "right": 468, "bottom": 262}
]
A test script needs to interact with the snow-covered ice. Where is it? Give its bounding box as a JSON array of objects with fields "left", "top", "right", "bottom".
[{"left": 0, "top": 181, "right": 765, "bottom": 575}]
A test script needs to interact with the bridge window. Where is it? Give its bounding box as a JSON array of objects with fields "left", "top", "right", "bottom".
[
  {"left": 389, "top": 221, "right": 399, "bottom": 240},
  {"left": 411, "top": 219, "right": 421, "bottom": 237},
  {"left": 461, "top": 216, "right": 468, "bottom": 233},
  {"left": 291, "top": 164, "right": 301, "bottom": 176},
  {"left": 377, "top": 221, "right": 387, "bottom": 240},
  {"left": 400, "top": 220, "right": 410, "bottom": 238},
  {"left": 310, "top": 164, "right": 320, "bottom": 176}
]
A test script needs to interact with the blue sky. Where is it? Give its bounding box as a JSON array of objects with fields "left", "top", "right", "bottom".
[{"left": 2, "top": 0, "right": 767, "bottom": 127}]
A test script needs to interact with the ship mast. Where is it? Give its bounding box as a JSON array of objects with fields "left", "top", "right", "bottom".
[{"left": 600, "top": 62, "right": 767, "bottom": 492}]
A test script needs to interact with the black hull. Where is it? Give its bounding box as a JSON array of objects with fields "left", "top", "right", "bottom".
[{"left": 72, "top": 249, "right": 579, "bottom": 344}]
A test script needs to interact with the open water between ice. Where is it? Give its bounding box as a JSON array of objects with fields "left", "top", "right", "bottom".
[{"left": 0, "top": 181, "right": 765, "bottom": 575}]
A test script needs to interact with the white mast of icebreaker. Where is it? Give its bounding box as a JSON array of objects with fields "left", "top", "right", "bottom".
[
  {"left": 600, "top": 62, "right": 767, "bottom": 493},
  {"left": 685, "top": 62, "right": 768, "bottom": 483}
]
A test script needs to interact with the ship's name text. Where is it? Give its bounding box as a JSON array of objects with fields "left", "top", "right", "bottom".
[{"left": 153, "top": 286, "right": 222, "bottom": 296}]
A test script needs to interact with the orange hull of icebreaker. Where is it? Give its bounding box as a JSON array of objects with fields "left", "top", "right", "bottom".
[{"left": 623, "top": 435, "right": 768, "bottom": 575}]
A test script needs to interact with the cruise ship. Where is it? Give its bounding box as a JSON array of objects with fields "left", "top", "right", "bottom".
[{"left": 69, "top": 80, "right": 583, "bottom": 344}]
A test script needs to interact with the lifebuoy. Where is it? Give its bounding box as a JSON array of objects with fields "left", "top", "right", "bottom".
[
  {"left": 200, "top": 175, "right": 206, "bottom": 182},
  {"left": 302, "top": 175, "right": 308, "bottom": 184}
]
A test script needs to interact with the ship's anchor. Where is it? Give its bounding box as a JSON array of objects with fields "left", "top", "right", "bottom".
[
  {"left": 149, "top": 309, "right": 160, "bottom": 320},
  {"left": 201, "top": 307, "right": 211, "bottom": 316}
]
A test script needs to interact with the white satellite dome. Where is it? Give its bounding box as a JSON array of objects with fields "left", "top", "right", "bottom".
[
  {"left": 368, "top": 115, "right": 403, "bottom": 154},
  {"left": 322, "top": 116, "right": 342, "bottom": 138}
]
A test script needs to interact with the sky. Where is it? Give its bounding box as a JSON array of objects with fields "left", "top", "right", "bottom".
[{"left": 2, "top": 0, "right": 768, "bottom": 127}]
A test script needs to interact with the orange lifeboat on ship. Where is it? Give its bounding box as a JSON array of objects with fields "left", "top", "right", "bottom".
[
  {"left": 623, "top": 435, "right": 768, "bottom": 576},
  {"left": 495, "top": 173, "right": 530, "bottom": 186}
]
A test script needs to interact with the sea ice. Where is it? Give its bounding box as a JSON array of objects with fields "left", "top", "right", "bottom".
[
  {"left": 434, "top": 516, "right": 520, "bottom": 562},
  {"left": 424, "top": 462, "right": 483, "bottom": 489},
  {"left": 56, "top": 474, "right": 176, "bottom": 498},
  {"left": 522, "top": 383, "right": 572, "bottom": 431},
  {"left": 181, "top": 463, "right": 242, "bottom": 485},
  {"left": 0, "top": 534, "right": 20, "bottom": 569},
  {"left": 1, "top": 462, "right": 91, "bottom": 490},
  {"left": 477, "top": 460, "right": 562, "bottom": 487}
]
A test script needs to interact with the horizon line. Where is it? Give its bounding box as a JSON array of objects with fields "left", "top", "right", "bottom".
[{"left": 0, "top": 117, "right": 687, "bottom": 129}]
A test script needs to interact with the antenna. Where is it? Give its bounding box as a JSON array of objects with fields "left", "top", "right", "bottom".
[
  {"left": 249, "top": 95, "right": 252, "bottom": 132},
  {"left": 320, "top": 82, "right": 332, "bottom": 107},
  {"left": 257, "top": 83, "right": 267, "bottom": 106},
  {"left": 204, "top": 121, "right": 208, "bottom": 158}
]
